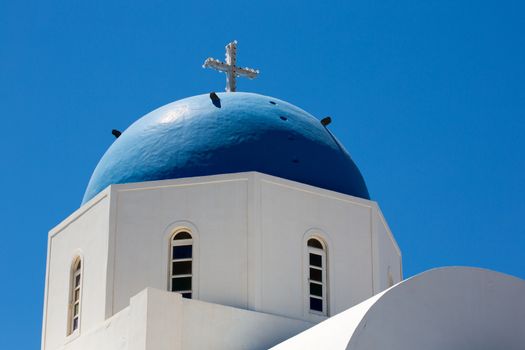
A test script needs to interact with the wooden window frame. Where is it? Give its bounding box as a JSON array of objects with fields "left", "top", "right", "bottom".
[
  {"left": 306, "top": 237, "right": 328, "bottom": 317},
  {"left": 169, "top": 230, "right": 193, "bottom": 298},
  {"left": 67, "top": 257, "right": 82, "bottom": 336}
]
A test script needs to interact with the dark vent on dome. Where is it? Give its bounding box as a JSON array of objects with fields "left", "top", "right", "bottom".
[
  {"left": 112, "top": 129, "right": 122, "bottom": 138},
  {"left": 321, "top": 117, "right": 332, "bottom": 126},
  {"left": 209, "top": 92, "right": 221, "bottom": 108}
]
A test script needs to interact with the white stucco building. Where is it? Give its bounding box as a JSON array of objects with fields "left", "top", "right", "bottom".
[{"left": 41, "top": 89, "right": 525, "bottom": 349}]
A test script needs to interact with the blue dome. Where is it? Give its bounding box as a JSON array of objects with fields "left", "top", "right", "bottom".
[{"left": 82, "top": 92, "right": 369, "bottom": 204}]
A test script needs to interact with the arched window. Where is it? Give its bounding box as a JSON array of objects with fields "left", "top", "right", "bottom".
[
  {"left": 68, "top": 257, "right": 82, "bottom": 335},
  {"left": 307, "top": 238, "right": 327, "bottom": 315},
  {"left": 170, "top": 231, "right": 193, "bottom": 298}
]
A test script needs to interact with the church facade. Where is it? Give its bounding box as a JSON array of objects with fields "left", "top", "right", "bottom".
[
  {"left": 42, "top": 171, "right": 401, "bottom": 350},
  {"left": 41, "top": 43, "right": 525, "bottom": 350}
]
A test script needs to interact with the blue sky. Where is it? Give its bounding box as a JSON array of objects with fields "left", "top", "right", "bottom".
[{"left": 1, "top": 0, "right": 524, "bottom": 348}]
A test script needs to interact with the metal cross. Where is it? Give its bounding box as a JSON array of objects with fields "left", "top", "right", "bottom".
[{"left": 203, "top": 40, "right": 259, "bottom": 92}]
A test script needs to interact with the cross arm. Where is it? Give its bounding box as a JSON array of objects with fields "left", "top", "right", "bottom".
[
  {"left": 203, "top": 58, "right": 230, "bottom": 73},
  {"left": 235, "top": 67, "right": 259, "bottom": 79}
]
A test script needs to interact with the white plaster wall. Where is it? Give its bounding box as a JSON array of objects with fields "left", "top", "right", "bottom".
[
  {"left": 371, "top": 206, "right": 402, "bottom": 292},
  {"left": 58, "top": 287, "right": 313, "bottom": 350},
  {"left": 56, "top": 308, "right": 129, "bottom": 350},
  {"left": 43, "top": 193, "right": 111, "bottom": 350},
  {"left": 258, "top": 177, "right": 376, "bottom": 320},
  {"left": 181, "top": 291, "right": 313, "bottom": 350},
  {"left": 108, "top": 172, "right": 399, "bottom": 322},
  {"left": 111, "top": 176, "right": 250, "bottom": 314}
]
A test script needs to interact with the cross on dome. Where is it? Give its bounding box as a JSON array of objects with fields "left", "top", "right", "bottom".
[{"left": 203, "top": 40, "right": 259, "bottom": 92}]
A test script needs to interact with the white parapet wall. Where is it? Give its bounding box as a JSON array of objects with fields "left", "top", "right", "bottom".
[{"left": 59, "top": 288, "right": 314, "bottom": 350}]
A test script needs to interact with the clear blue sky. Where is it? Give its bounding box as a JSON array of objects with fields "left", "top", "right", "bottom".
[{"left": 1, "top": 0, "right": 524, "bottom": 348}]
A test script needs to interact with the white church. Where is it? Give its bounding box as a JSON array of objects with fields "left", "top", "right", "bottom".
[{"left": 41, "top": 42, "right": 525, "bottom": 350}]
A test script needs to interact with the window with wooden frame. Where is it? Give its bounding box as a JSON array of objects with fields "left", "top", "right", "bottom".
[
  {"left": 170, "top": 231, "right": 193, "bottom": 298},
  {"left": 68, "top": 257, "right": 82, "bottom": 335},
  {"left": 307, "top": 238, "right": 327, "bottom": 315}
]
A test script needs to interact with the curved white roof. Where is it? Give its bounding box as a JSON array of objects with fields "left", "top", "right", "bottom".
[{"left": 272, "top": 267, "right": 525, "bottom": 350}]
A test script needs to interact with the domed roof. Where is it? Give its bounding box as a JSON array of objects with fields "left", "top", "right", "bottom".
[{"left": 82, "top": 92, "right": 369, "bottom": 204}]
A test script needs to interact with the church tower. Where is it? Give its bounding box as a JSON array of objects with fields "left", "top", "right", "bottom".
[{"left": 41, "top": 42, "right": 402, "bottom": 350}]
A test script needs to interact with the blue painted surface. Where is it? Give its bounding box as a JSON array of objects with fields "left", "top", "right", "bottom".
[{"left": 82, "top": 92, "right": 369, "bottom": 204}]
